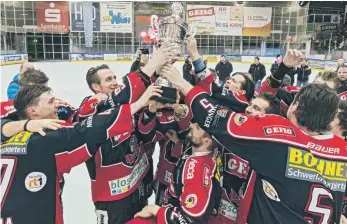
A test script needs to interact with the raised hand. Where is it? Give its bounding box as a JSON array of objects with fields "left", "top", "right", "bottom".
[
  {"left": 160, "top": 64, "right": 182, "bottom": 86},
  {"left": 283, "top": 49, "right": 305, "bottom": 68}
]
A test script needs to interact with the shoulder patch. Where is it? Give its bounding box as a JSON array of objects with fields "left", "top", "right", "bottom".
[
  {"left": 230, "top": 91, "right": 248, "bottom": 105},
  {"left": 1, "top": 131, "right": 33, "bottom": 155}
]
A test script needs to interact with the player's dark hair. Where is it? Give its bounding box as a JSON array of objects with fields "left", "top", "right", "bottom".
[
  {"left": 315, "top": 71, "right": 340, "bottom": 89},
  {"left": 254, "top": 56, "right": 260, "bottom": 61},
  {"left": 256, "top": 92, "right": 281, "bottom": 115},
  {"left": 14, "top": 84, "right": 52, "bottom": 119},
  {"left": 292, "top": 83, "right": 339, "bottom": 133},
  {"left": 19, "top": 68, "right": 49, "bottom": 87},
  {"left": 232, "top": 72, "right": 255, "bottom": 101},
  {"left": 86, "top": 64, "right": 110, "bottom": 93},
  {"left": 338, "top": 100, "right": 347, "bottom": 137}
]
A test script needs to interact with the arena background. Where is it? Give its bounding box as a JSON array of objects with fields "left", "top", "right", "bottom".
[{"left": 1, "top": 1, "right": 346, "bottom": 224}]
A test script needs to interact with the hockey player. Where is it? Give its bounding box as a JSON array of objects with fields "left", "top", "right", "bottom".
[
  {"left": 162, "top": 44, "right": 347, "bottom": 224},
  {"left": 75, "top": 43, "right": 183, "bottom": 224},
  {"left": 1, "top": 68, "right": 77, "bottom": 140},
  {"left": 137, "top": 100, "right": 192, "bottom": 206},
  {"left": 131, "top": 123, "right": 222, "bottom": 224},
  {"left": 0, "top": 84, "right": 158, "bottom": 224}
]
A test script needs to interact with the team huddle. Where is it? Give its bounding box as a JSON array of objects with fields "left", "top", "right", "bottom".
[{"left": 1, "top": 36, "right": 347, "bottom": 224}]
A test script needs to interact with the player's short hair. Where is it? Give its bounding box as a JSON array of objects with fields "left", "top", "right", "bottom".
[
  {"left": 19, "top": 68, "right": 49, "bottom": 87},
  {"left": 256, "top": 92, "right": 281, "bottom": 115},
  {"left": 292, "top": 83, "right": 339, "bottom": 133},
  {"left": 231, "top": 72, "right": 255, "bottom": 101},
  {"left": 338, "top": 100, "right": 347, "bottom": 137},
  {"left": 86, "top": 64, "right": 110, "bottom": 93},
  {"left": 254, "top": 56, "right": 260, "bottom": 61},
  {"left": 14, "top": 84, "right": 52, "bottom": 119},
  {"left": 315, "top": 71, "right": 340, "bottom": 89}
]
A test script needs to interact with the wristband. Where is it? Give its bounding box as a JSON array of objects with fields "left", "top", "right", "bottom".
[
  {"left": 192, "top": 58, "right": 206, "bottom": 72},
  {"left": 24, "top": 119, "right": 31, "bottom": 132}
]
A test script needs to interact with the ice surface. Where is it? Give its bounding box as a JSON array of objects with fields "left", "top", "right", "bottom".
[{"left": 0, "top": 61, "right": 320, "bottom": 224}]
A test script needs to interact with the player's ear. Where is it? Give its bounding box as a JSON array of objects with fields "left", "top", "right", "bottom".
[
  {"left": 27, "top": 106, "right": 37, "bottom": 119},
  {"left": 91, "top": 83, "right": 100, "bottom": 93}
]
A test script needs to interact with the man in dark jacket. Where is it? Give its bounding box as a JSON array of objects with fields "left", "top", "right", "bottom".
[
  {"left": 183, "top": 56, "right": 196, "bottom": 85},
  {"left": 296, "top": 59, "right": 311, "bottom": 87},
  {"left": 248, "top": 56, "right": 266, "bottom": 89},
  {"left": 215, "top": 55, "right": 233, "bottom": 85},
  {"left": 270, "top": 54, "right": 282, "bottom": 75}
]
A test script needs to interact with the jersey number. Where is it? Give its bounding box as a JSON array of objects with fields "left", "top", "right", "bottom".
[
  {"left": 0, "top": 157, "right": 17, "bottom": 208},
  {"left": 305, "top": 185, "right": 333, "bottom": 224}
]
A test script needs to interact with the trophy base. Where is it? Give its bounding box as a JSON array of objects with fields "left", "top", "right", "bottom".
[{"left": 151, "top": 86, "right": 177, "bottom": 104}]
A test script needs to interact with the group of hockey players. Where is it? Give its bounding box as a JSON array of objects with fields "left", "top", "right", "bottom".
[{"left": 1, "top": 35, "right": 347, "bottom": 224}]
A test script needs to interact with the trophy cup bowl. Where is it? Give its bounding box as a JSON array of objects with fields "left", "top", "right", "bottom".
[{"left": 151, "top": 12, "right": 189, "bottom": 104}]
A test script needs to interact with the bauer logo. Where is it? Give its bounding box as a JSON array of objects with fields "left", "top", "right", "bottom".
[
  {"left": 108, "top": 155, "right": 148, "bottom": 195},
  {"left": 25, "top": 172, "right": 47, "bottom": 192}
]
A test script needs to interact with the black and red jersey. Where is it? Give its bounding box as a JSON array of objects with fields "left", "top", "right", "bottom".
[
  {"left": 157, "top": 148, "right": 222, "bottom": 224},
  {"left": 185, "top": 86, "right": 347, "bottom": 224},
  {"left": 0, "top": 104, "right": 133, "bottom": 224},
  {"left": 77, "top": 71, "right": 156, "bottom": 203}
]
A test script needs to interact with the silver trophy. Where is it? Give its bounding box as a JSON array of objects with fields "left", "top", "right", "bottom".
[{"left": 152, "top": 2, "right": 189, "bottom": 104}]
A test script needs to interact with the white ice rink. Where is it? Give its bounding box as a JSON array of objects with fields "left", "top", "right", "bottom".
[{"left": 0, "top": 61, "right": 320, "bottom": 224}]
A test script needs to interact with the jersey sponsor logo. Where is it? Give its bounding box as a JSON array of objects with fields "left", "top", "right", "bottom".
[
  {"left": 264, "top": 125, "right": 296, "bottom": 137},
  {"left": 234, "top": 114, "right": 248, "bottom": 126},
  {"left": 164, "top": 170, "right": 172, "bottom": 184},
  {"left": 1, "top": 131, "right": 32, "bottom": 155},
  {"left": 215, "top": 152, "right": 223, "bottom": 182},
  {"left": 185, "top": 194, "right": 198, "bottom": 208},
  {"left": 307, "top": 142, "right": 340, "bottom": 154},
  {"left": 216, "top": 108, "right": 228, "bottom": 118},
  {"left": 185, "top": 158, "right": 197, "bottom": 180},
  {"left": 25, "top": 172, "right": 47, "bottom": 192},
  {"left": 224, "top": 153, "right": 250, "bottom": 179},
  {"left": 218, "top": 199, "right": 237, "bottom": 221},
  {"left": 96, "top": 210, "right": 109, "bottom": 224},
  {"left": 86, "top": 116, "right": 93, "bottom": 128},
  {"left": 262, "top": 179, "right": 280, "bottom": 202},
  {"left": 286, "top": 147, "right": 347, "bottom": 192},
  {"left": 203, "top": 165, "right": 211, "bottom": 186},
  {"left": 108, "top": 155, "right": 148, "bottom": 195}
]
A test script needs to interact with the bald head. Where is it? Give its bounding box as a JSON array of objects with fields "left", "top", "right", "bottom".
[{"left": 20, "top": 63, "right": 34, "bottom": 74}]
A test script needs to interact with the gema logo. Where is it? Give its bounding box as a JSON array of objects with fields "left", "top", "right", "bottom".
[{"left": 45, "top": 2, "right": 61, "bottom": 22}]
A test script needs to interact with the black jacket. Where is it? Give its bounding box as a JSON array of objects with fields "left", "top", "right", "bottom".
[
  {"left": 286, "top": 68, "right": 298, "bottom": 85},
  {"left": 130, "top": 58, "right": 141, "bottom": 72},
  {"left": 297, "top": 65, "right": 312, "bottom": 82},
  {"left": 183, "top": 59, "right": 196, "bottom": 85},
  {"left": 270, "top": 62, "right": 280, "bottom": 75},
  {"left": 215, "top": 61, "right": 233, "bottom": 81},
  {"left": 248, "top": 63, "right": 266, "bottom": 81}
]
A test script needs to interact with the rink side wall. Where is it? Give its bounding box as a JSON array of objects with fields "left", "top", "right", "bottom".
[
  {"left": 0, "top": 54, "right": 28, "bottom": 66},
  {"left": 69, "top": 53, "right": 343, "bottom": 72}
]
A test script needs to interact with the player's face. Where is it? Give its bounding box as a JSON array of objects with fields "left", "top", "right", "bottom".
[
  {"left": 220, "top": 56, "right": 226, "bottom": 63},
  {"left": 29, "top": 91, "right": 58, "bottom": 119},
  {"left": 245, "top": 97, "right": 269, "bottom": 117},
  {"left": 254, "top": 59, "right": 259, "bottom": 64},
  {"left": 187, "top": 123, "right": 209, "bottom": 147},
  {"left": 226, "top": 74, "right": 245, "bottom": 92},
  {"left": 313, "top": 77, "right": 336, "bottom": 90},
  {"left": 95, "top": 69, "right": 117, "bottom": 94},
  {"left": 338, "top": 67, "right": 347, "bottom": 82}
]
